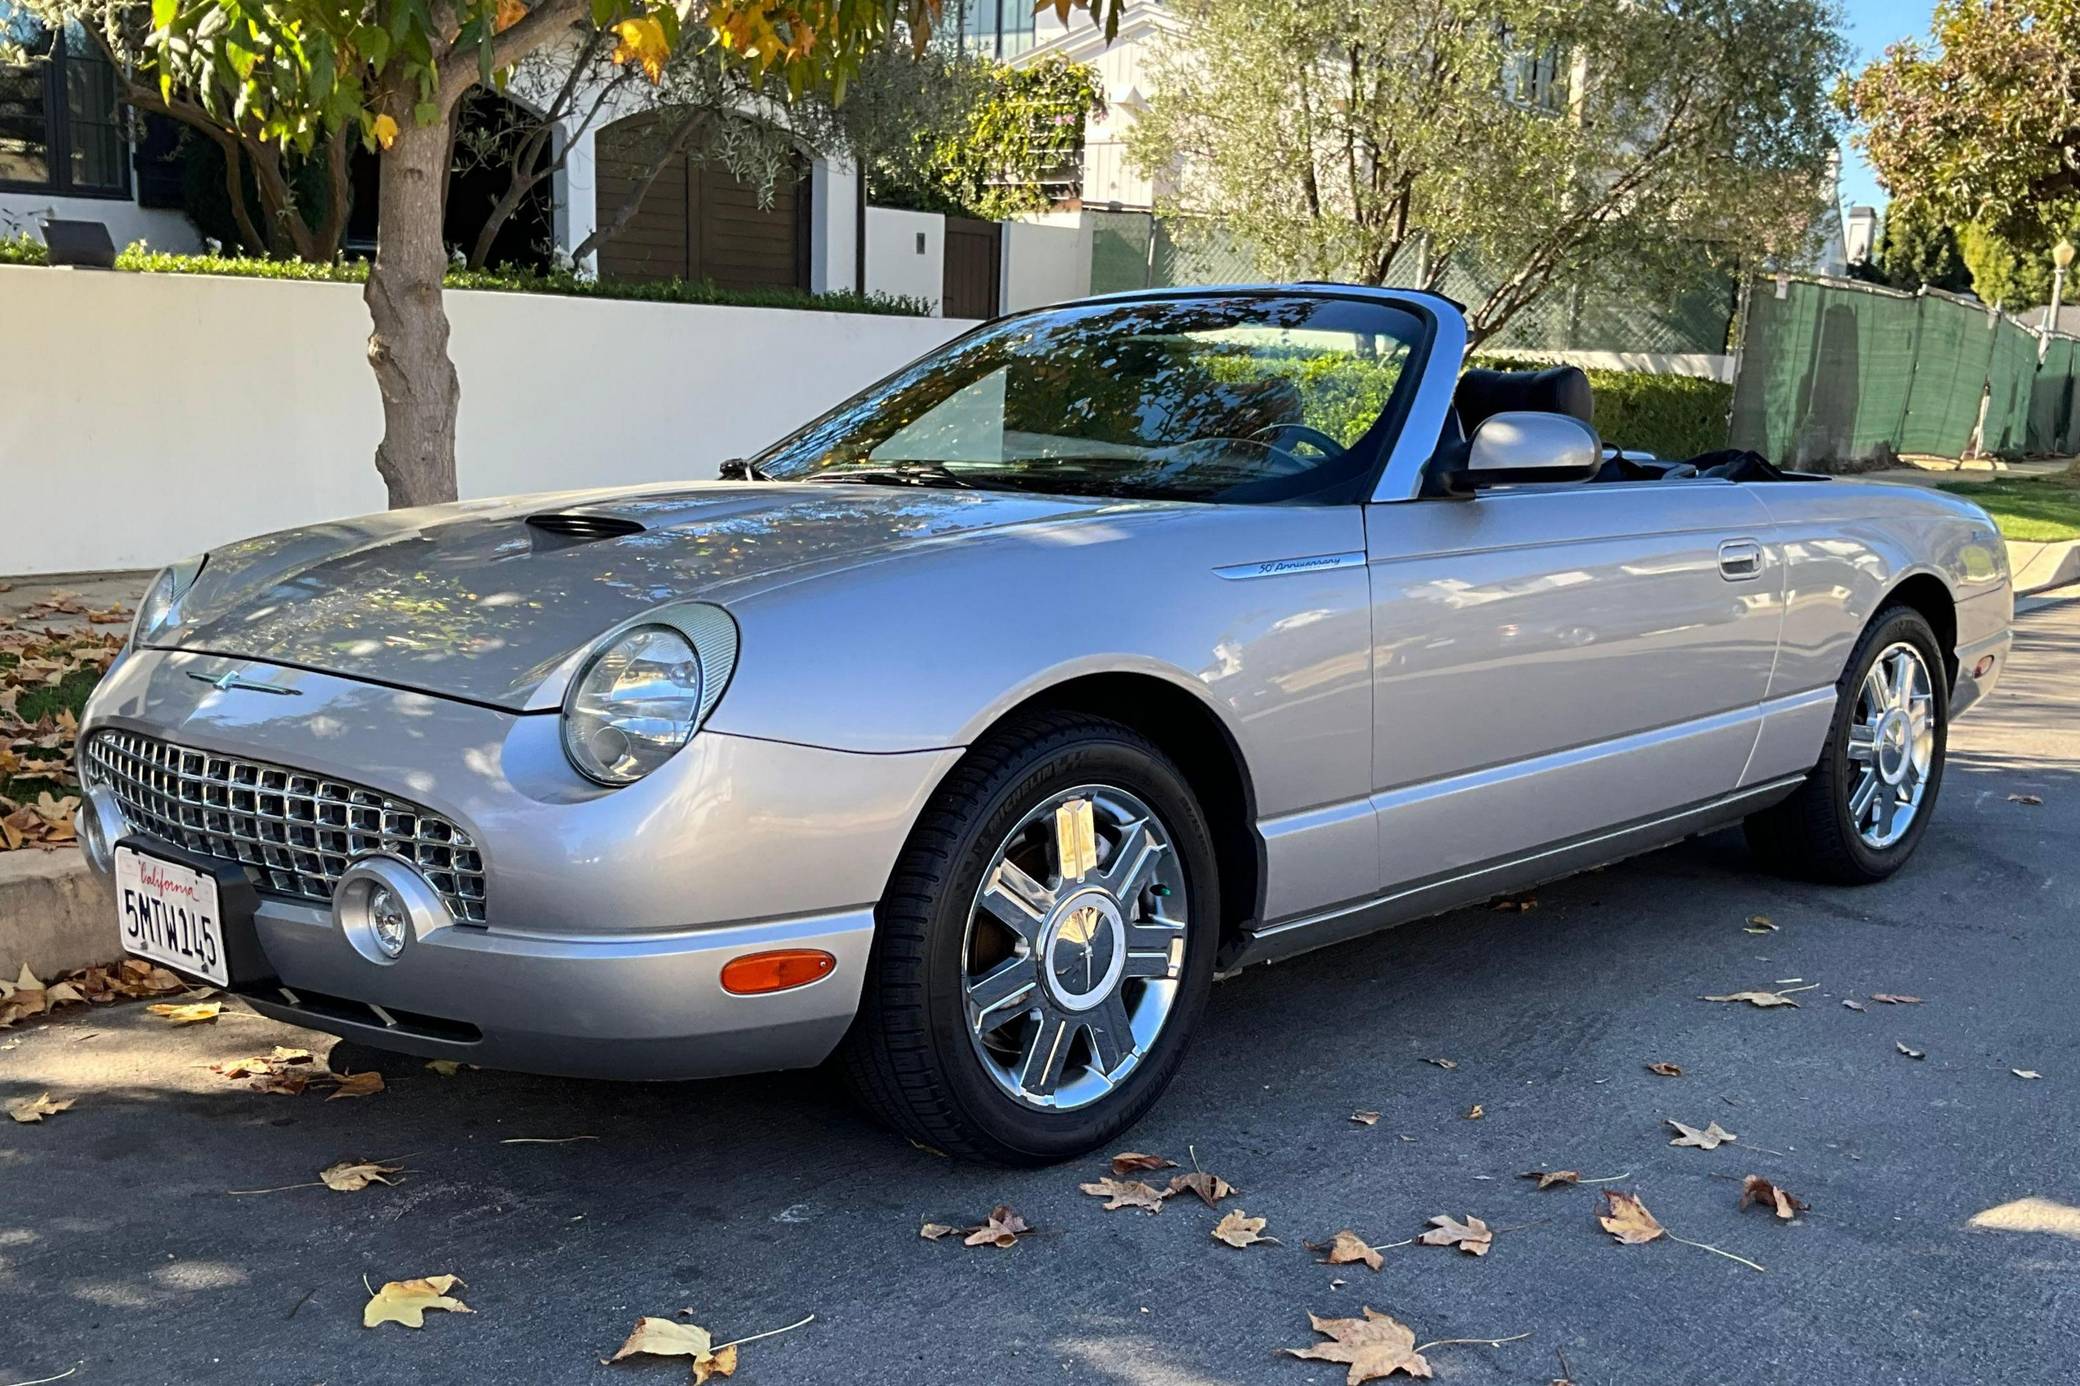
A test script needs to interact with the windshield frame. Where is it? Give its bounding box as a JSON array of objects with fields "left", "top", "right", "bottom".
[{"left": 744, "top": 286, "right": 1445, "bottom": 507}]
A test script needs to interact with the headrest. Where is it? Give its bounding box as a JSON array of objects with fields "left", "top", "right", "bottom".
[{"left": 1453, "top": 365, "right": 1594, "bottom": 434}]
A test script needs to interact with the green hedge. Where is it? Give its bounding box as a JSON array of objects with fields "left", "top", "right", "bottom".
[
  {"left": 1476, "top": 353, "right": 1730, "bottom": 460},
  {"left": 0, "top": 238, "right": 930, "bottom": 316}
]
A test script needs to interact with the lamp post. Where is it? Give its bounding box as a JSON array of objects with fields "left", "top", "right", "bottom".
[{"left": 2044, "top": 237, "right": 2075, "bottom": 361}]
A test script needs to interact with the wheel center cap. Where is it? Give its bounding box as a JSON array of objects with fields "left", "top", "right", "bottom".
[
  {"left": 1041, "top": 890, "right": 1125, "bottom": 1012},
  {"left": 1876, "top": 710, "right": 1911, "bottom": 784}
]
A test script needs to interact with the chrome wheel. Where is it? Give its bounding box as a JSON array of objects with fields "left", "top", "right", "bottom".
[
  {"left": 1847, "top": 641, "right": 1936, "bottom": 849},
  {"left": 962, "top": 784, "right": 1189, "bottom": 1112}
]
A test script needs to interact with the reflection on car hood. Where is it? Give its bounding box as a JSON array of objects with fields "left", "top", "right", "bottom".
[{"left": 155, "top": 482, "right": 1135, "bottom": 708}]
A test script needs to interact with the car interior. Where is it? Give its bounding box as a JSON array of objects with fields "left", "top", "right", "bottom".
[{"left": 1445, "top": 364, "right": 1823, "bottom": 484}]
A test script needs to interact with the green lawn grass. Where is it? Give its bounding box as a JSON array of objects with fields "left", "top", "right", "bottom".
[{"left": 1937, "top": 473, "right": 2080, "bottom": 542}]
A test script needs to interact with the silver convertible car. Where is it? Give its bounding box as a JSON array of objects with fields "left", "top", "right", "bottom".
[{"left": 77, "top": 287, "right": 2011, "bottom": 1163}]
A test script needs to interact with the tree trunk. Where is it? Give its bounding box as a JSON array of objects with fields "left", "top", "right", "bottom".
[{"left": 365, "top": 109, "right": 463, "bottom": 509}]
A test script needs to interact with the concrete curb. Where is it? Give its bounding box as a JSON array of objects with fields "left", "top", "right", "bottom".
[
  {"left": 0, "top": 847, "right": 115, "bottom": 980},
  {"left": 2008, "top": 539, "right": 2080, "bottom": 596}
]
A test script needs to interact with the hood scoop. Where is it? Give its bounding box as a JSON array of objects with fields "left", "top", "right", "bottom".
[{"left": 525, "top": 511, "right": 647, "bottom": 551}]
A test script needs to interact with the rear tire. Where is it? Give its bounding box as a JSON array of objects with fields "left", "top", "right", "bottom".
[
  {"left": 1744, "top": 605, "right": 1947, "bottom": 884},
  {"left": 838, "top": 711, "right": 1219, "bottom": 1165}
]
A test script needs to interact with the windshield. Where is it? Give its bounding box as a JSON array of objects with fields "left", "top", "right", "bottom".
[{"left": 750, "top": 294, "right": 1424, "bottom": 502}]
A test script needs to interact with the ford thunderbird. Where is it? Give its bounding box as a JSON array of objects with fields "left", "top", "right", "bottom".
[{"left": 76, "top": 286, "right": 2013, "bottom": 1163}]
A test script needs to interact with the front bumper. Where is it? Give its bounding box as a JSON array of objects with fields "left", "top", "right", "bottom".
[{"left": 79, "top": 648, "right": 962, "bottom": 1078}]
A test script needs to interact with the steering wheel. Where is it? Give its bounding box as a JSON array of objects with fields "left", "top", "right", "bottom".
[
  {"left": 1248, "top": 422, "right": 1348, "bottom": 460},
  {"left": 1170, "top": 437, "right": 1315, "bottom": 477}
]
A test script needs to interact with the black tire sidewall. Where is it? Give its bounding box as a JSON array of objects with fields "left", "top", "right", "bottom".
[
  {"left": 1821, "top": 609, "right": 1949, "bottom": 878},
  {"left": 917, "top": 731, "right": 1220, "bottom": 1163}
]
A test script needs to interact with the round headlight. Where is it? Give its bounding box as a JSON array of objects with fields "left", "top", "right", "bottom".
[
  {"left": 130, "top": 554, "right": 207, "bottom": 646},
  {"left": 562, "top": 625, "right": 703, "bottom": 785}
]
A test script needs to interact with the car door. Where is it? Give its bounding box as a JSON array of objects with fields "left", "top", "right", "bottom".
[{"left": 1364, "top": 478, "right": 1785, "bottom": 889}]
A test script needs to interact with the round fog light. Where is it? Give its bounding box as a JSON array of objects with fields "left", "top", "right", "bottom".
[
  {"left": 368, "top": 885, "right": 410, "bottom": 958},
  {"left": 333, "top": 857, "right": 449, "bottom": 965}
]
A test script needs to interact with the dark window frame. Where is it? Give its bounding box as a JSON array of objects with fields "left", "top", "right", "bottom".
[{"left": 0, "top": 13, "right": 132, "bottom": 200}]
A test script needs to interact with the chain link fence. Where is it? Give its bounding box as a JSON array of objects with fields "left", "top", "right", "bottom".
[
  {"left": 1729, "top": 275, "right": 2080, "bottom": 468},
  {"left": 1082, "top": 210, "right": 1734, "bottom": 357}
]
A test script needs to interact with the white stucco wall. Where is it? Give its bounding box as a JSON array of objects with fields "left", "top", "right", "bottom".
[
  {"left": 863, "top": 207, "right": 945, "bottom": 313},
  {"left": 1002, "top": 218, "right": 1091, "bottom": 312},
  {"left": 0, "top": 265, "right": 975, "bottom": 575},
  {"left": 0, "top": 192, "right": 201, "bottom": 253}
]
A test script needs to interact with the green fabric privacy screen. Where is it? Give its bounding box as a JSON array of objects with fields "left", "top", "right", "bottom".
[{"left": 1731, "top": 274, "right": 2080, "bottom": 467}]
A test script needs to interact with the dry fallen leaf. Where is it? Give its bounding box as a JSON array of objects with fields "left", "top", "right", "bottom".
[
  {"left": 424, "top": 1059, "right": 462, "bottom": 1076},
  {"left": 1308, "top": 1229, "right": 1384, "bottom": 1272},
  {"left": 1464, "top": 1104, "right": 1484, "bottom": 1120},
  {"left": 1283, "top": 1308, "right": 1432, "bottom": 1383},
  {"left": 1491, "top": 893, "right": 1537, "bottom": 913},
  {"left": 1079, "top": 1177, "right": 1168, "bottom": 1213},
  {"left": 1417, "top": 1213, "right": 1492, "bottom": 1256},
  {"left": 1871, "top": 994, "right": 1922, "bottom": 1005},
  {"left": 1519, "top": 1169, "right": 1579, "bottom": 1190},
  {"left": 1210, "top": 1209, "right": 1275, "bottom": 1248},
  {"left": 362, "top": 1274, "right": 472, "bottom": 1329},
  {"left": 1597, "top": 1191, "right": 1666, "bottom": 1245},
  {"left": 1350, "top": 1110, "right": 1381, "bottom": 1126},
  {"left": 321, "top": 1159, "right": 404, "bottom": 1193},
  {"left": 1167, "top": 1170, "right": 1236, "bottom": 1208},
  {"left": 146, "top": 1001, "right": 222, "bottom": 1025},
  {"left": 1739, "top": 1175, "right": 1809, "bottom": 1220},
  {"left": 918, "top": 1222, "right": 961, "bottom": 1241},
  {"left": 326, "top": 1071, "right": 386, "bottom": 1100},
  {"left": 1744, "top": 915, "right": 1778, "bottom": 933},
  {"left": 1667, "top": 1119, "right": 1737, "bottom": 1150},
  {"left": 1842, "top": 998, "right": 1868, "bottom": 1012},
  {"left": 963, "top": 1205, "right": 1032, "bottom": 1248},
  {"left": 1896, "top": 1041, "right": 1926, "bottom": 1060},
  {"left": 1109, "top": 1151, "right": 1177, "bottom": 1175},
  {"left": 7, "top": 1091, "right": 72, "bottom": 1123},
  {"left": 1702, "top": 990, "right": 1799, "bottom": 1008},
  {"left": 1645, "top": 1062, "right": 1684, "bottom": 1077},
  {"left": 2007, "top": 793, "right": 2043, "bottom": 805},
  {"left": 610, "top": 1316, "right": 713, "bottom": 1362},
  {"left": 2013, "top": 1069, "right": 2042, "bottom": 1080},
  {"left": 1425, "top": 1058, "right": 1458, "bottom": 1070}
]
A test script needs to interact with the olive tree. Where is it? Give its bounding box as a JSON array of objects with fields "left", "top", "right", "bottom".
[{"left": 1131, "top": 0, "right": 1847, "bottom": 347}]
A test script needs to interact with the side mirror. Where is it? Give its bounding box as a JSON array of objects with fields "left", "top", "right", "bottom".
[{"left": 1436, "top": 411, "right": 1602, "bottom": 494}]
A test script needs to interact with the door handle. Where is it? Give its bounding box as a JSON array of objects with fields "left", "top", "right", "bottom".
[{"left": 1718, "top": 539, "right": 1763, "bottom": 581}]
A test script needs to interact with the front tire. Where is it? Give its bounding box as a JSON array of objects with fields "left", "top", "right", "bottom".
[
  {"left": 1744, "top": 605, "right": 1948, "bottom": 884},
  {"left": 839, "top": 711, "right": 1219, "bottom": 1164}
]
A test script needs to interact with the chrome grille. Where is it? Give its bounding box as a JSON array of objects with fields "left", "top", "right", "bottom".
[{"left": 83, "top": 730, "right": 488, "bottom": 924}]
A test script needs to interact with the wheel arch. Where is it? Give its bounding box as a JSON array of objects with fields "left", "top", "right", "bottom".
[
  {"left": 1877, "top": 570, "right": 1959, "bottom": 686},
  {"left": 933, "top": 670, "right": 1265, "bottom": 965}
]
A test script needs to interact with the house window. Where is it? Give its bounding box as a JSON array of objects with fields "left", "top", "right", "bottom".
[
  {"left": 1497, "top": 27, "right": 1567, "bottom": 116},
  {"left": 957, "top": 0, "right": 1034, "bottom": 60},
  {"left": 0, "top": 6, "right": 130, "bottom": 197}
]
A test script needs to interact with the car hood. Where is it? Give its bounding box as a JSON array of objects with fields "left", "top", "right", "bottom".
[{"left": 153, "top": 482, "right": 1134, "bottom": 708}]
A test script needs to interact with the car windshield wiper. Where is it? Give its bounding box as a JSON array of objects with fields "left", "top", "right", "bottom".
[{"left": 802, "top": 462, "right": 979, "bottom": 490}]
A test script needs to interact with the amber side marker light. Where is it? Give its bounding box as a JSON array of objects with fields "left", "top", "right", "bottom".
[
  {"left": 721, "top": 950, "right": 837, "bottom": 995},
  {"left": 1974, "top": 655, "right": 1997, "bottom": 679}
]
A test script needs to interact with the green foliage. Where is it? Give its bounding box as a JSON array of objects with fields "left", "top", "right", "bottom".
[
  {"left": 1480, "top": 353, "right": 1731, "bottom": 459},
  {"left": 1957, "top": 218, "right": 2080, "bottom": 310},
  {"left": 1844, "top": 0, "right": 2080, "bottom": 238},
  {"left": 1871, "top": 199, "right": 1973, "bottom": 294},
  {"left": 0, "top": 234, "right": 47, "bottom": 265},
  {"left": 101, "top": 246, "right": 931, "bottom": 314},
  {"left": 1135, "top": 0, "right": 1846, "bottom": 346},
  {"left": 871, "top": 55, "right": 1102, "bottom": 220}
]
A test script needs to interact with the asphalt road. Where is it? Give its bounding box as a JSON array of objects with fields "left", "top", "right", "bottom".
[{"left": 5, "top": 594, "right": 2079, "bottom": 1386}]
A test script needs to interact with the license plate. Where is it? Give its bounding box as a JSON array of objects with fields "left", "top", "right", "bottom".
[{"left": 115, "top": 846, "right": 229, "bottom": 987}]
